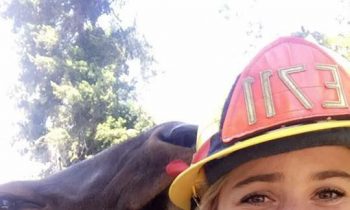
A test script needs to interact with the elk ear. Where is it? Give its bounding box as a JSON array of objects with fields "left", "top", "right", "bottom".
[
  {"left": 102, "top": 122, "right": 197, "bottom": 210},
  {"left": 158, "top": 122, "right": 198, "bottom": 148}
]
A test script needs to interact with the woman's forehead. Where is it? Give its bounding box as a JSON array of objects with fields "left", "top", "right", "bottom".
[{"left": 227, "top": 146, "right": 350, "bottom": 179}]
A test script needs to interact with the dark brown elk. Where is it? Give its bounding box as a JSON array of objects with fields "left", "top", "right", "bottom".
[{"left": 0, "top": 122, "right": 197, "bottom": 210}]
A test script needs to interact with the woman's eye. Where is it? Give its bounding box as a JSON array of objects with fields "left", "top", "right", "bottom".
[
  {"left": 314, "top": 188, "right": 345, "bottom": 201},
  {"left": 240, "top": 193, "right": 274, "bottom": 205}
]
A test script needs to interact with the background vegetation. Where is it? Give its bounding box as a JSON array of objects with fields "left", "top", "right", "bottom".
[
  {"left": 2, "top": 0, "right": 155, "bottom": 176},
  {"left": 1, "top": 0, "right": 349, "bottom": 177}
]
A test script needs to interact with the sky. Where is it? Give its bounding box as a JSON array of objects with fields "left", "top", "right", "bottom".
[
  {"left": 0, "top": 0, "right": 349, "bottom": 182},
  {"left": 121, "top": 0, "right": 350, "bottom": 124},
  {"left": 0, "top": 19, "right": 43, "bottom": 183}
]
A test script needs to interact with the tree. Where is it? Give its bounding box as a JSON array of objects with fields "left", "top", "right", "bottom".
[
  {"left": 292, "top": 27, "right": 350, "bottom": 61},
  {"left": 218, "top": 0, "right": 350, "bottom": 61},
  {"left": 2, "top": 0, "right": 155, "bottom": 176},
  {"left": 322, "top": 34, "right": 350, "bottom": 60}
]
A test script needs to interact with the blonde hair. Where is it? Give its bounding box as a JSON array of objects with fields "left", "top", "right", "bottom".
[{"left": 195, "top": 175, "right": 228, "bottom": 210}]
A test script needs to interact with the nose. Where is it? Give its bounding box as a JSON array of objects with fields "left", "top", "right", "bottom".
[
  {"left": 280, "top": 207, "right": 308, "bottom": 210},
  {"left": 278, "top": 201, "right": 310, "bottom": 210}
]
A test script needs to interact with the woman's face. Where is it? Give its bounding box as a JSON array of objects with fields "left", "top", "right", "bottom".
[{"left": 217, "top": 146, "right": 350, "bottom": 210}]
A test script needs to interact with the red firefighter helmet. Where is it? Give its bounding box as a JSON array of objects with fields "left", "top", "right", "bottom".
[{"left": 169, "top": 37, "right": 350, "bottom": 210}]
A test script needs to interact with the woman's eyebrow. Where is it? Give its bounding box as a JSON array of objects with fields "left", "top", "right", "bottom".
[
  {"left": 233, "top": 173, "right": 283, "bottom": 188},
  {"left": 311, "top": 170, "right": 350, "bottom": 181}
]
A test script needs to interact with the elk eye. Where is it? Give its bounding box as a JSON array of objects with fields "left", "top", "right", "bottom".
[
  {"left": 0, "top": 198, "right": 44, "bottom": 209},
  {"left": 0, "top": 198, "right": 13, "bottom": 209}
]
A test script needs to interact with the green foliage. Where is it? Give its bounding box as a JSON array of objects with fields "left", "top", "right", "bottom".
[
  {"left": 292, "top": 27, "right": 350, "bottom": 61},
  {"left": 3, "top": 0, "right": 155, "bottom": 176},
  {"left": 95, "top": 116, "right": 136, "bottom": 146},
  {"left": 323, "top": 34, "right": 350, "bottom": 60}
]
